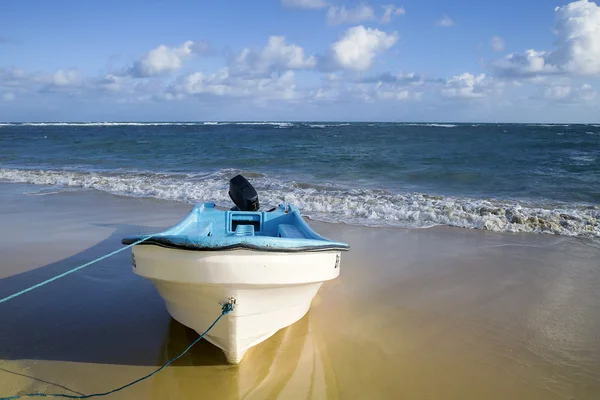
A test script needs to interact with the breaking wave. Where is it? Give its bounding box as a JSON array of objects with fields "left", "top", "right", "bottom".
[
  {"left": 1, "top": 168, "right": 598, "bottom": 238},
  {"left": 526, "top": 124, "right": 573, "bottom": 127},
  {"left": 308, "top": 123, "right": 351, "bottom": 128},
  {"left": 1, "top": 121, "right": 462, "bottom": 129},
  {"left": 401, "top": 123, "right": 458, "bottom": 128},
  {"left": 1, "top": 121, "right": 297, "bottom": 128},
  {"left": 10, "top": 122, "right": 201, "bottom": 127},
  {"left": 234, "top": 122, "right": 295, "bottom": 127}
]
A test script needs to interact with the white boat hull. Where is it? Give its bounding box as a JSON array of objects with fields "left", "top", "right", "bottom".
[{"left": 132, "top": 246, "right": 340, "bottom": 364}]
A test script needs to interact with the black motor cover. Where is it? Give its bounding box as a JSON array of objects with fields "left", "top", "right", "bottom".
[{"left": 229, "top": 174, "right": 260, "bottom": 211}]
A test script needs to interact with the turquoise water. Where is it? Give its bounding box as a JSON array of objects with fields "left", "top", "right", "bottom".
[{"left": 1, "top": 122, "right": 599, "bottom": 237}]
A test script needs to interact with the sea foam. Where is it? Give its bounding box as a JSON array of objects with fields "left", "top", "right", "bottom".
[{"left": 1, "top": 168, "right": 598, "bottom": 238}]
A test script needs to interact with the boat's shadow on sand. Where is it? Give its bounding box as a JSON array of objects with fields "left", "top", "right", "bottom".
[{"left": 1, "top": 223, "right": 232, "bottom": 367}]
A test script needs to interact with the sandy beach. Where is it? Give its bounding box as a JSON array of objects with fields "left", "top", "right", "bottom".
[{"left": 1, "top": 182, "right": 599, "bottom": 400}]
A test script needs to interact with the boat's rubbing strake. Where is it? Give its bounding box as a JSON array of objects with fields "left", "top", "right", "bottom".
[{"left": 121, "top": 236, "right": 349, "bottom": 253}]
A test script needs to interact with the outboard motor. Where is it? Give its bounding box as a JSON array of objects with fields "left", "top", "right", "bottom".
[{"left": 229, "top": 174, "right": 260, "bottom": 211}]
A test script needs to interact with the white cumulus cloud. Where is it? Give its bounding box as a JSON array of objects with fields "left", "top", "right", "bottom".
[
  {"left": 494, "top": 49, "right": 559, "bottom": 77},
  {"left": 550, "top": 0, "right": 600, "bottom": 75},
  {"left": 442, "top": 73, "right": 496, "bottom": 98},
  {"left": 327, "top": 3, "right": 376, "bottom": 25},
  {"left": 331, "top": 25, "right": 398, "bottom": 71},
  {"left": 493, "top": 0, "right": 600, "bottom": 77},
  {"left": 436, "top": 15, "right": 455, "bottom": 27},
  {"left": 166, "top": 69, "right": 302, "bottom": 103},
  {"left": 233, "top": 36, "right": 316, "bottom": 76},
  {"left": 171, "top": 70, "right": 231, "bottom": 97},
  {"left": 131, "top": 41, "right": 207, "bottom": 77},
  {"left": 381, "top": 5, "right": 406, "bottom": 23},
  {"left": 281, "top": 0, "right": 328, "bottom": 9},
  {"left": 3, "top": 92, "right": 15, "bottom": 102}
]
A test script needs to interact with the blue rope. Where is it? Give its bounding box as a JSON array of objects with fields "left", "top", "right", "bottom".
[
  {"left": 0, "top": 236, "right": 154, "bottom": 305},
  {"left": 1, "top": 302, "right": 234, "bottom": 399}
]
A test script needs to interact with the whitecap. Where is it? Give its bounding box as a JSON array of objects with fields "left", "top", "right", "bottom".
[
  {"left": 401, "top": 123, "right": 457, "bottom": 128},
  {"left": 17, "top": 122, "right": 199, "bottom": 127},
  {"left": 234, "top": 122, "right": 295, "bottom": 127}
]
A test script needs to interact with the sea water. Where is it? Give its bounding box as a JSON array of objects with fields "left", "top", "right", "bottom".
[{"left": 0, "top": 122, "right": 598, "bottom": 237}]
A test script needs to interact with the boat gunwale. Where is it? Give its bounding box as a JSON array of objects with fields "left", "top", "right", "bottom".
[{"left": 121, "top": 237, "right": 349, "bottom": 252}]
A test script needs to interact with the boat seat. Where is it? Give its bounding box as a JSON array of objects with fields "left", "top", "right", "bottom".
[{"left": 277, "top": 224, "right": 305, "bottom": 238}]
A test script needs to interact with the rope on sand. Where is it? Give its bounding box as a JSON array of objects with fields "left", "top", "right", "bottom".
[
  {"left": 0, "top": 302, "right": 235, "bottom": 399},
  {"left": 1, "top": 234, "right": 236, "bottom": 398},
  {"left": 0, "top": 236, "right": 154, "bottom": 305}
]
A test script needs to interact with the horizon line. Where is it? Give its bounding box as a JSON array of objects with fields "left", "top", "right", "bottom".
[{"left": 2, "top": 121, "right": 600, "bottom": 125}]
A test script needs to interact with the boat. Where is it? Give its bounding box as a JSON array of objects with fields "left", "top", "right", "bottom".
[{"left": 122, "top": 175, "right": 349, "bottom": 364}]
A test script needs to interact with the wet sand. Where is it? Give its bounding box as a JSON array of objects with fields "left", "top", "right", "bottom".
[{"left": 1, "top": 183, "right": 599, "bottom": 399}]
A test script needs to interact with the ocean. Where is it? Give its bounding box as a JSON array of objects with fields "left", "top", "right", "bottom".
[{"left": 0, "top": 122, "right": 599, "bottom": 238}]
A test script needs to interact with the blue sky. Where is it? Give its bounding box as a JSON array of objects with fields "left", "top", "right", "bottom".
[{"left": 1, "top": 0, "right": 599, "bottom": 122}]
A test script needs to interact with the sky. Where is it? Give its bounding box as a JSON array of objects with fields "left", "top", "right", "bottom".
[{"left": 1, "top": 0, "right": 600, "bottom": 122}]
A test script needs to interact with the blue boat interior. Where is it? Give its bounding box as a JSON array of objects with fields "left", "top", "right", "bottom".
[{"left": 122, "top": 202, "right": 350, "bottom": 252}]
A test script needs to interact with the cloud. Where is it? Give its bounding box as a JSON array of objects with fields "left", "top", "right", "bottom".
[
  {"left": 381, "top": 5, "right": 405, "bottom": 23},
  {"left": 0, "top": 68, "right": 32, "bottom": 88},
  {"left": 130, "top": 41, "right": 208, "bottom": 77},
  {"left": 34, "top": 69, "right": 86, "bottom": 95},
  {"left": 436, "top": 15, "right": 455, "bottom": 27},
  {"left": 330, "top": 25, "right": 398, "bottom": 71},
  {"left": 549, "top": 0, "right": 600, "bottom": 75},
  {"left": 493, "top": 0, "right": 600, "bottom": 78},
  {"left": 312, "top": 87, "right": 340, "bottom": 101},
  {"left": 309, "top": 68, "right": 426, "bottom": 104},
  {"left": 310, "top": 76, "right": 421, "bottom": 104},
  {"left": 168, "top": 70, "right": 231, "bottom": 97},
  {"left": 1, "top": 66, "right": 145, "bottom": 99},
  {"left": 327, "top": 3, "right": 376, "bottom": 25},
  {"left": 371, "top": 82, "right": 412, "bottom": 101},
  {"left": 491, "top": 36, "right": 505, "bottom": 52},
  {"left": 165, "top": 64, "right": 425, "bottom": 106},
  {"left": 281, "top": 0, "right": 328, "bottom": 9},
  {"left": 232, "top": 36, "right": 316, "bottom": 77},
  {"left": 441, "top": 73, "right": 498, "bottom": 98},
  {"left": 493, "top": 49, "right": 559, "bottom": 77},
  {"left": 0, "top": 67, "right": 86, "bottom": 93},
  {"left": 579, "top": 83, "right": 597, "bottom": 100},
  {"left": 375, "top": 85, "right": 410, "bottom": 101},
  {"left": 360, "top": 71, "right": 430, "bottom": 85},
  {"left": 542, "top": 85, "right": 571, "bottom": 100},
  {"left": 165, "top": 69, "right": 302, "bottom": 103},
  {"left": 3, "top": 92, "right": 15, "bottom": 102},
  {"left": 541, "top": 83, "right": 596, "bottom": 102},
  {"left": 51, "top": 69, "right": 83, "bottom": 87},
  {"left": 92, "top": 74, "right": 134, "bottom": 93}
]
